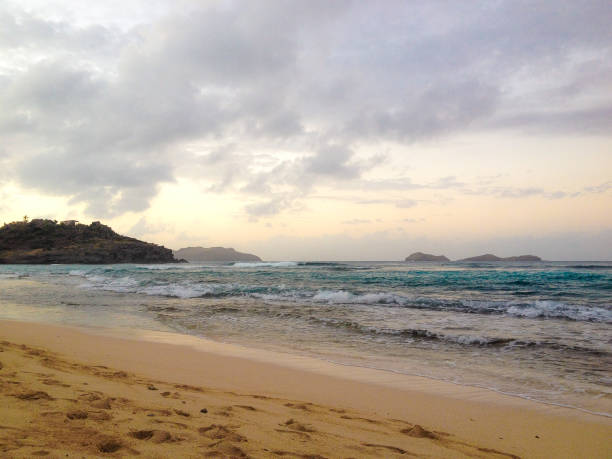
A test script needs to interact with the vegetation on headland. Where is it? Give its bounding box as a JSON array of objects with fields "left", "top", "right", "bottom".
[{"left": 0, "top": 218, "right": 178, "bottom": 264}]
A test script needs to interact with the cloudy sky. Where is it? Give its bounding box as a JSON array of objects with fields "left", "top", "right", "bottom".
[{"left": 1, "top": 0, "right": 611, "bottom": 260}]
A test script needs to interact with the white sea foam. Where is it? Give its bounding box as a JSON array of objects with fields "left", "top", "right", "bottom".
[
  {"left": 77, "top": 270, "right": 223, "bottom": 299},
  {"left": 232, "top": 261, "right": 298, "bottom": 268},
  {"left": 312, "top": 290, "right": 354, "bottom": 303},
  {"left": 506, "top": 300, "right": 612, "bottom": 322},
  {"left": 450, "top": 335, "right": 501, "bottom": 346},
  {"left": 140, "top": 284, "right": 213, "bottom": 298},
  {"left": 65, "top": 270, "right": 612, "bottom": 324},
  {"left": 311, "top": 290, "right": 406, "bottom": 305},
  {"left": 138, "top": 264, "right": 198, "bottom": 270},
  {"left": 84, "top": 275, "right": 108, "bottom": 283}
]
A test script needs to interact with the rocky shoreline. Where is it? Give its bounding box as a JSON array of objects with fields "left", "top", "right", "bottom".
[{"left": 0, "top": 219, "right": 178, "bottom": 264}]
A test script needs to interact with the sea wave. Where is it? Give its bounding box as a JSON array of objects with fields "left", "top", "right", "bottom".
[
  {"left": 0, "top": 272, "right": 27, "bottom": 279},
  {"left": 232, "top": 261, "right": 298, "bottom": 268},
  {"left": 310, "top": 317, "right": 515, "bottom": 346},
  {"left": 69, "top": 269, "right": 612, "bottom": 323},
  {"left": 307, "top": 317, "right": 612, "bottom": 356},
  {"left": 140, "top": 284, "right": 215, "bottom": 298},
  {"left": 565, "top": 264, "right": 612, "bottom": 269},
  {"left": 34, "top": 263, "right": 611, "bottom": 324},
  {"left": 137, "top": 264, "right": 200, "bottom": 270}
]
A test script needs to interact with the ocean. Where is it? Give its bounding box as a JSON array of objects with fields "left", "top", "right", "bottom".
[{"left": 0, "top": 260, "right": 610, "bottom": 417}]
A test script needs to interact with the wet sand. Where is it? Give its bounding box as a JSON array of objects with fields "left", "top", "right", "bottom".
[{"left": 0, "top": 320, "right": 610, "bottom": 458}]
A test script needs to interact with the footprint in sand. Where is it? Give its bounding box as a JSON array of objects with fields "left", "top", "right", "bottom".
[
  {"left": 130, "top": 429, "right": 176, "bottom": 443},
  {"left": 88, "top": 410, "right": 112, "bottom": 421},
  {"left": 79, "top": 392, "right": 102, "bottom": 401},
  {"left": 90, "top": 398, "right": 113, "bottom": 409},
  {"left": 285, "top": 402, "right": 312, "bottom": 411},
  {"left": 282, "top": 418, "right": 315, "bottom": 433},
  {"left": 97, "top": 438, "right": 122, "bottom": 453},
  {"left": 274, "top": 429, "right": 311, "bottom": 440},
  {"left": 233, "top": 405, "right": 257, "bottom": 411},
  {"left": 401, "top": 424, "right": 437, "bottom": 439},
  {"left": 41, "top": 378, "right": 70, "bottom": 387},
  {"left": 214, "top": 406, "right": 234, "bottom": 417},
  {"left": 362, "top": 443, "right": 408, "bottom": 454},
  {"left": 66, "top": 410, "right": 88, "bottom": 420},
  {"left": 340, "top": 414, "right": 381, "bottom": 425},
  {"left": 204, "top": 442, "right": 249, "bottom": 458},
  {"left": 198, "top": 424, "right": 246, "bottom": 443},
  {"left": 26, "top": 349, "right": 44, "bottom": 356},
  {"left": 15, "top": 390, "right": 53, "bottom": 401},
  {"left": 174, "top": 383, "right": 204, "bottom": 393}
]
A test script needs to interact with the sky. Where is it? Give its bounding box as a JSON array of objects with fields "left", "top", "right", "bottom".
[{"left": 1, "top": 0, "right": 611, "bottom": 260}]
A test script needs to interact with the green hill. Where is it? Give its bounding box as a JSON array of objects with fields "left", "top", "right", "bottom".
[{"left": 0, "top": 219, "right": 177, "bottom": 264}]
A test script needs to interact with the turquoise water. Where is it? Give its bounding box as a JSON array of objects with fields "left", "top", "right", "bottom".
[{"left": 1, "top": 260, "right": 611, "bottom": 415}]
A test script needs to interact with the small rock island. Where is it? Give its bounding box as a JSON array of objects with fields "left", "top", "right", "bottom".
[
  {"left": 459, "top": 254, "right": 542, "bottom": 262},
  {"left": 174, "top": 246, "right": 262, "bottom": 262},
  {"left": 405, "top": 252, "right": 450, "bottom": 262},
  {"left": 404, "top": 252, "right": 542, "bottom": 262},
  {"left": 0, "top": 219, "right": 178, "bottom": 264}
]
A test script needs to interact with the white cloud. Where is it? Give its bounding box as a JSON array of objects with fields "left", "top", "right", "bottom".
[{"left": 0, "top": 0, "right": 611, "bottom": 219}]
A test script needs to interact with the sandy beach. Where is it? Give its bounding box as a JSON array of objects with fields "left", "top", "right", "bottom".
[{"left": 0, "top": 320, "right": 609, "bottom": 458}]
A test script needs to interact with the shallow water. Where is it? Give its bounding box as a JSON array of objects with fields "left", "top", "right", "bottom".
[{"left": 0, "top": 260, "right": 611, "bottom": 416}]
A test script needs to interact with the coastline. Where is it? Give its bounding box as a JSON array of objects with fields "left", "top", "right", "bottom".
[{"left": 1, "top": 319, "right": 610, "bottom": 458}]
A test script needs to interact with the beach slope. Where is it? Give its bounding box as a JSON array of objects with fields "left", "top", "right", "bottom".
[{"left": 0, "top": 320, "right": 610, "bottom": 458}]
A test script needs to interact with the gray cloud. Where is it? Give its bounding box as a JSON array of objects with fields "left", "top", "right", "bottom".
[
  {"left": 127, "top": 216, "right": 170, "bottom": 238},
  {"left": 244, "top": 194, "right": 301, "bottom": 219},
  {"left": 303, "top": 145, "right": 361, "bottom": 180},
  {"left": 584, "top": 181, "right": 612, "bottom": 194},
  {"left": 0, "top": 7, "right": 121, "bottom": 53},
  {"left": 396, "top": 199, "right": 417, "bottom": 209},
  {"left": 1, "top": 1, "right": 611, "bottom": 217}
]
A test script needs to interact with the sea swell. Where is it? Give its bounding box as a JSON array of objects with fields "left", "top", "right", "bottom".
[
  {"left": 304, "top": 317, "right": 612, "bottom": 356},
  {"left": 65, "top": 267, "right": 612, "bottom": 323}
]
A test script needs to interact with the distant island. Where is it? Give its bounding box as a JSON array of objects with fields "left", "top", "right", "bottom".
[
  {"left": 404, "top": 252, "right": 542, "bottom": 262},
  {"left": 459, "top": 254, "right": 542, "bottom": 262},
  {"left": 0, "top": 218, "right": 178, "bottom": 264},
  {"left": 405, "top": 252, "right": 450, "bottom": 262},
  {"left": 174, "top": 246, "right": 262, "bottom": 262}
]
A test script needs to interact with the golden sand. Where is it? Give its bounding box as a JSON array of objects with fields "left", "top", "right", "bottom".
[{"left": 0, "top": 320, "right": 610, "bottom": 458}]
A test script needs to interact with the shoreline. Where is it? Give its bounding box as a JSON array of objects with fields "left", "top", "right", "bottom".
[
  {"left": 45, "top": 321, "right": 612, "bottom": 419},
  {"left": 1, "top": 319, "right": 611, "bottom": 458}
]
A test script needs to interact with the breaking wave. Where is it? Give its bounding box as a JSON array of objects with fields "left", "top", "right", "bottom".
[
  {"left": 232, "top": 261, "right": 299, "bottom": 268},
  {"left": 64, "top": 267, "right": 612, "bottom": 324}
]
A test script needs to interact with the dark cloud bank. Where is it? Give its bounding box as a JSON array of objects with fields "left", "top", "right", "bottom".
[{"left": 1, "top": 0, "right": 611, "bottom": 216}]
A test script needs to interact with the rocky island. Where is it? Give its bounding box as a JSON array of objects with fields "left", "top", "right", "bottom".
[
  {"left": 404, "top": 251, "right": 542, "bottom": 262},
  {"left": 405, "top": 252, "right": 450, "bottom": 262},
  {"left": 0, "top": 219, "right": 178, "bottom": 264},
  {"left": 174, "top": 246, "right": 262, "bottom": 262},
  {"left": 460, "top": 254, "right": 542, "bottom": 262}
]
